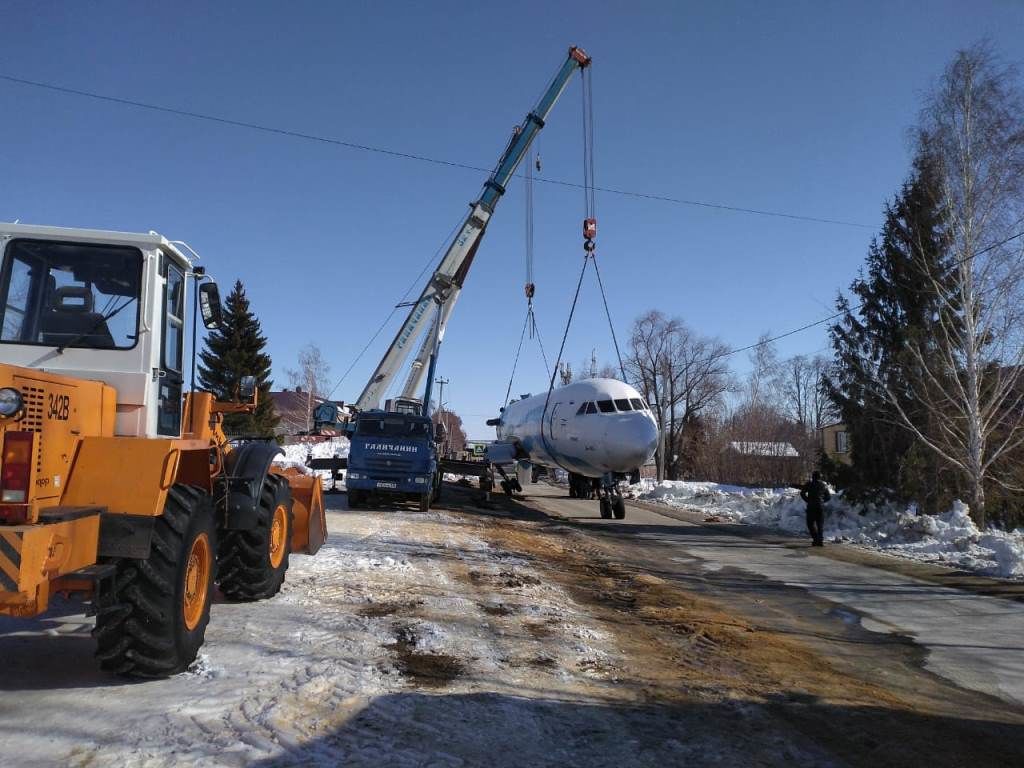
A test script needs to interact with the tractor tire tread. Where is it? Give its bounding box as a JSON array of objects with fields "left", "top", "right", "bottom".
[
  {"left": 93, "top": 484, "right": 215, "bottom": 678},
  {"left": 217, "top": 473, "right": 293, "bottom": 601}
]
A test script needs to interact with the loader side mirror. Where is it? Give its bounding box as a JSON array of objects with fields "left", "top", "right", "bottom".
[
  {"left": 239, "top": 375, "right": 257, "bottom": 401},
  {"left": 198, "top": 282, "right": 223, "bottom": 330},
  {"left": 434, "top": 423, "right": 447, "bottom": 444}
]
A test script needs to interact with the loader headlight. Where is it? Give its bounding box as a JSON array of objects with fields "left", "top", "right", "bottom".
[
  {"left": 414, "top": 476, "right": 427, "bottom": 484},
  {"left": 347, "top": 471, "right": 360, "bottom": 480},
  {"left": 0, "top": 388, "right": 23, "bottom": 418}
]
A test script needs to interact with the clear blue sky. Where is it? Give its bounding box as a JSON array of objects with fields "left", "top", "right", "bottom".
[{"left": 2, "top": 1, "right": 1021, "bottom": 438}]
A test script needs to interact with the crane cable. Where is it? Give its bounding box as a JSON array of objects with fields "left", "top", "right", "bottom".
[
  {"left": 539, "top": 66, "right": 606, "bottom": 464},
  {"left": 580, "top": 66, "right": 627, "bottom": 381},
  {"left": 502, "top": 149, "right": 552, "bottom": 407}
]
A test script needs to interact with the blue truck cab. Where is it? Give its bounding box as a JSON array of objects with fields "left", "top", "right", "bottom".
[{"left": 345, "top": 410, "right": 442, "bottom": 511}]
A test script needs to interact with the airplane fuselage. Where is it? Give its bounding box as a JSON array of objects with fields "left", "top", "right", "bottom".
[{"left": 496, "top": 378, "right": 659, "bottom": 478}]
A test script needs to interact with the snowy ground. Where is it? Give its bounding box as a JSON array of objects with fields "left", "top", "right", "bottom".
[
  {"left": 6, "top": 500, "right": 744, "bottom": 767},
  {"left": 626, "top": 480, "right": 1024, "bottom": 579},
  {"left": 2, "top": 488, "right": 1022, "bottom": 766}
]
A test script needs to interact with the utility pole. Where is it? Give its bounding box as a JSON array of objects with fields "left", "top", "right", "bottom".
[{"left": 435, "top": 376, "right": 450, "bottom": 456}]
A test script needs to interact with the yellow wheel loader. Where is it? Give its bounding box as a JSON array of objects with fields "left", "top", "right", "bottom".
[{"left": 0, "top": 224, "right": 326, "bottom": 677}]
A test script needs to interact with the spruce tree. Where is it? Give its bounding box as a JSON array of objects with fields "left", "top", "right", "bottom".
[
  {"left": 825, "top": 148, "right": 953, "bottom": 507},
  {"left": 197, "top": 280, "right": 279, "bottom": 437}
]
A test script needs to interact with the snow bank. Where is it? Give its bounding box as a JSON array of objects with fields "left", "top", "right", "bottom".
[
  {"left": 278, "top": 437, "right": 350, "bottom": 463},
  {"left": 628, "top": 480, "right": 1024, "bottom": 579},
  {"left": 274, "top": 437, "right": 349, "bottom": 482}
]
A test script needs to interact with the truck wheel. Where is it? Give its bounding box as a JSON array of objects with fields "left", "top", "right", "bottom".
[
  {"left": 217, "top": 473, "right": 293, "bottom": 601},
  {"left": 612, "top": 496, "right": 626, "bottom": 520},
  {"left": 93, "top": 485, "right": 215, "bottom": 677},
  {"left": 419, "top": 492, "right": 431, "bottom": 512}
]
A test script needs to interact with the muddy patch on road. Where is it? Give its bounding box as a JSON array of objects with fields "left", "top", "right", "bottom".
[
  {"left": 479, "top": 602, "right": 516, "bottom": 616},
  {"left": 386, "top": 624, "right": 465, "bottom": 688},
  {"left": 357, "top": 599, "right": 424, "bottom": 618},
  {"left": 467, "top": 568, "right": 541, "bottom": 589}
]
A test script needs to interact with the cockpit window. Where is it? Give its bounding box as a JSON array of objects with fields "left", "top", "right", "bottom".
[
  {"left": 614, "top": 398, "right": 632, "bottom": 411},
  {"left": 576, "top": 402, "right": 589, "bottom": 416},
  {"left": 585, "top": 402, "right": 597, "bottom": 414},
  {"left": 597, "top": 400, "right": 615, "bottom": 413},
  {"left": 0, "top": 239, "right": 143, "bottom": 350},
  {"left": 630, "top": 398, "right": 645, "bottom": 411}
]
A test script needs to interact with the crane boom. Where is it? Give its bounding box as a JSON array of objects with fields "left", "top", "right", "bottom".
[{"left": 355, "top": 45, "right": 591, "bottom": 412}]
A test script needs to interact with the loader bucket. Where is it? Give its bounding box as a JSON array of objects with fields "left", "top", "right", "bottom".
[{"left": 274, "top": 468, "right": 327, "bottom": 555}]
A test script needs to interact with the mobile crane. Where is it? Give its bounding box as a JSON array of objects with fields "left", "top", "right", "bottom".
[{"left": 345, "top": 45, "right": 591, "bottom": 511}]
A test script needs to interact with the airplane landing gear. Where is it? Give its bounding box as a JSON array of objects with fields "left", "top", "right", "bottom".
[
  {"left": 568, "top": 472, "right": 596, "bottom": 500},
  {"left": 597, "top": 473, "right": 626, "bottom": 520},
  {"left": 496, "top": 464, "right": 522, "bottom": 496}
]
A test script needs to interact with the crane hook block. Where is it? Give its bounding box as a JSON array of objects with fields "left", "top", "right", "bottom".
[
  {"left": 583, "top": 218, "right": 597, "bottom": 240},
  {"left": 584, "top": 239, "right": 596, "bottom": 253},
  {"left": 525, "top": 283, "right": 535, "bottom": 299}
]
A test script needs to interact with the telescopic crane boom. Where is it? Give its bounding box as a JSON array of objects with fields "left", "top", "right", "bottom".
[{"left": 355, "top": 45, "right": 591, "bottom": 412}]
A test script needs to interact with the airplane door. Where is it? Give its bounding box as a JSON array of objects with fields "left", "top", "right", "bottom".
[{"left": 548, "top": 402, "right": 568, "bottom": 443}]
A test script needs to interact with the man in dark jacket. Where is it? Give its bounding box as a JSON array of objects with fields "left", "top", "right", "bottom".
[{"left": 800, "top": 471, "right": 831, "bottom": 546}]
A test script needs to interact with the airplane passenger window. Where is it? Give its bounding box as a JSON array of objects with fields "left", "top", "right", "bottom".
[
  {"left": 630, "top": 398, "right": 645, "bottom": 410},
  {"left": 586, "top": 402, "right": 597, "bottom": 414},
  {"left": 614, "top": 398, "right": 632, "bottom": 411},
  {"left": 597, "top": 400, "right": 615, "bottom": 413}
]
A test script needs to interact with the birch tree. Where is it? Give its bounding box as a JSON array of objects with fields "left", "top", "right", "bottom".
[
  {"left": 883, "top": 45, "right": 1024, "bottom": 526},
  {"left": 286, "top": 343, "right": 331, "bottom": 432}
]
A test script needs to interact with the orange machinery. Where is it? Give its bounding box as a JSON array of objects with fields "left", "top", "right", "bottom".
[{"left": 0, "top": 224, "right": 325, "bottom": 676}]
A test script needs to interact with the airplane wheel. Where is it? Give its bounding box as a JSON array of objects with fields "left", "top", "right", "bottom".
[
  {"left": 612, "top": 496, "right": 626, "bottom": 520},
  {"left": 599, "top": 497, "right": 613, "bottom": 519}
]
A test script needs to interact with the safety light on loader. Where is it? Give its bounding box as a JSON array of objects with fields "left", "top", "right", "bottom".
[
  {"left": 0, "top": 388, "right": 23, "bottom": 419},
  {"left": 1, "top": 430, "right": 33, "bottom": 505}
]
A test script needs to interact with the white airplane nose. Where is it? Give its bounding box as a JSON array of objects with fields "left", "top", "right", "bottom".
[{"left": 607, "top": 414, "right": 660, "bottom": 471}]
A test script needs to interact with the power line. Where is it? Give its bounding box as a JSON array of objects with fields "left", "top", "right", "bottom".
[
  {"left": 709, "top": 228, "right": 1024, "bottom": 363},
  {"left": 0, "top": 72, "right": 872, "bottom": 229}
]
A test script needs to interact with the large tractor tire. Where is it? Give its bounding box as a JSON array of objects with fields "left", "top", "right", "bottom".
[
  {"left": 217, "top": 473, "right": 294, "bottom": 601},
  {"left": 94, "top": 485, "right": 215, "bottom": 677}
]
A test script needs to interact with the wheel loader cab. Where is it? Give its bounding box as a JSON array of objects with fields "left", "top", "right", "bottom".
[{"left": 0, "top": 224, "right": 195, "bottom": 439}]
